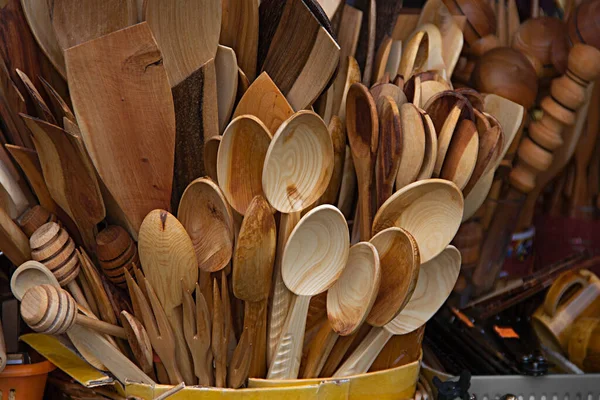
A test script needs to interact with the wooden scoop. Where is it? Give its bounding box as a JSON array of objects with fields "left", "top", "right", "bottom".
[
  {"left": 217, "top": 115, "right": 272, "bottom": 215},
  {"left": 182, "top": 283, "right": 213, "bottom": 386},
  {"left": 10, "top": 260, "right": 59, "bottom": 301},
  {"left": 138, "top": 210, "right": 197, "bottom": 385},
  {"left": 318, "top": 116, "right": 347, "bottom": 206},
  {"left": 372, "top": 179, "right": 463, "bottom": 263},
  {"left": 395, "top": 103, "right": 426, "bottom": 190},
  {"left": 65, "top": 23, "right": 175, "bottom": 238},
  {"left": 95, "top": 225, "right": 139, "bottom": 289},
  {"left": 375, "top": 96, "right": 402, "bottom": 208},
  {"left": 346, "top": 83, "right": 379, "bottom": 241},
  {"left": 302, "top": 242, "right": 380, "bottom": 378},
  {"left": 334, "top": 245, "right": 461, "bottom": 377},
  {"left": 267, "top": 205, "right": 349, "bottom": 379},
  {"left": 178, "top": 178, "right": 235, "bottom": 273},
  {"left": 440, "top": 119, "right": 479, "bottom": 190}
]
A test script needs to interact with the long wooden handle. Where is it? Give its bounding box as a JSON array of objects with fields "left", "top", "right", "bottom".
[
  {"left": 267, "top": 295, "right": 311, "bottom": 379},
  {"left": 333, "top": 326, "right": 392, "bottom": 377},
  {"left": 301, "top": 321, "right": 339, "bottom": 378},
  {"left": 76, "top": 314, "right": 127, "bottom": 339},
  {"left": 248, "top": 300, "right": 267, "bottom": 378},
  {"left": 66, "top": 280, "right": 92, "bottom": 313}
]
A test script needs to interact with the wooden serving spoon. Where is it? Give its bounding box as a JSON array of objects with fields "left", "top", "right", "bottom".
[
  {"left": 267, "top": 205, "right": 349, "bottom": 379},
  {"left": 440, "top": 119, "right": 479, "bottom": 190},
  {"left": 398, "top": 31, "right": 429, "bottom": 80},
  {"left": 203, "top": 136, "right": 221, "bottom": 183},
  {"left": 396, "top": 103, "right": 426, "bottom": 190},
  {"left": 375, "top": 96, "right": 402, "bottom": 208},
  {"left": 138, "top": 209, "right": 197, "bottom": 385},
  {"left": 372, "top": 179, "right": 463, "bottom": 263},
  {"left": 302, "top": 242, "right": 380, "bottom": 378},
  {"left": 220, "top": 0, "right": 259, "bottom": 81},
  {"left": 232, "top": 195, "right": 276, "bottom": 380},
  {"left": 182, "top": 283, "right": 213, "bottom": 386},
  {"left": 217, "top": 115, "right": 272, "bottom": 215},
  {"left": 215, "top": 45, "right": 239, "bottom": 133},
  {"left": 178, "top": 178, "right": 235, "bottom": 273},
  {"left": 346, "top": 83, "right": 379, "bottom": 241},
  {"left": 10, "top": 260, "right": 59, "bottom": 301},
  {"left": 334, "top": 245, "right": 461, "bottom": 376}
]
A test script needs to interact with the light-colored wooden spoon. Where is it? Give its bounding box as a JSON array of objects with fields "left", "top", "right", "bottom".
[
  {"left": 463, "top": 119, "right": 503, "bottom": 197},
  {"left": 318, "top": 116, "right": 347, "bottom": 206},
  {"left": 346, "top": 83, "right": 378, "bottom": 241},
  {"left": 416, "top": 111, "right": 438, "bottom": 181},
  {"left": 415, "top": 24, "right": 446, "bottom": 75},
  {"left": 262, "top": 111, "right": 333, "bottom": 213},
  {"left": 337, "top": 145, "right": 357, "bottom": 219},
  {"left": 267, "top": 205, "right": 349, "bottom": 379},
  {"left": 302, "top": 242, "right": 380, "bottom": 378},
  {"left": 216, "top": 45, "right": 239, "bottom": 134},
  {"left": 375, "top": 96, "right": 402, "bottom": 208},
  {"left": 203, "top": 136, "right": 221, "bottom": 183},
  {"left": 395, "top": 103, "right": 426, "bottom": 189},
  {"left": 334, "top": 245, "right": 461, "bottom": 377},
  {"left": 65, "top": 23, "right": 175, "bottom": 238},
  {"left": 372, "top": 36, "right": 392, "bottom": 85},
  {"left": 0, "top": 160, "right": 29, "bottom": 219},
  {"left": 217, "top": 115, "right": 272, "bottom": 215},
  {"left": 138, "top": 209, "right": 197, "bottom": 385},
  {"left": 372, "top": 179, "right": 463, "bottom": 263},
  {"left": 370, "top": 83, "right": 408, "bottom": 108},
  {"left": 182, "top": 283, "right": 213, "bottom": 386},
  {"left": 398, "top": 31, "right": 429, "bottom": 80},
  {"left": 178, "top": 178, "right": 235, "bottom": 274},
  {"left": 10, "top": 260, "right": 59, "bottom": 301},
  {"left": 440, "top": 119, "right": 479, "bottom": 190},
  {"left": 220, "top": 0, "right": 259, "bottom": 81}
]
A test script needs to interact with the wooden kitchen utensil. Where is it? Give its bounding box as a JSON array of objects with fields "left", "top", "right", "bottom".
[
  {"left": 17, "top": 205, "right": 57, "bottom": 237},
  {"left": 373, "top": 179, "right": 463, "bottom": 263},
  {"left": 16, "top": 69, "right": 56, "bottom": 124},
  {"left": 318, "top": 116, "right": 346, "bottom": 206},
  {"left": 346, "top": 83, "right": 378, "bottom": 241},
  {"left": 398, "top": 31, "right": 429, "bottom": 80},
  {"left": 262, "top": 110, "right": 333, "bottom": 213},
  {"left": 143, "top": 0, "right": 220, "bottom": 87},
  {"left": 232, "top": 195, "right": 276, "bottom": 379},
  {"left": 302, "top": 242, "right": 380, "bottom": 378},
  {"left": 212, "top": 278, "right": 226, "bottom": 387},
  {"left": 217, "top": 115, "right": 272, "bottom": 215},
  {"left": 66, "top": 23, "right": 175, "bottom": 238},
  {"left": 233, "top": 72, "right": 294, "bottom": 135},
  {"left": 0, "top": 160, "right": 30, "bottom": 219},
  {"left": 337, "top": 145, "right": 357, "bottom": 219},
  {"left": 10, "top": 260, "right": 59, "bottom": 301},
  {"left": 120, "top": 310, "right": 154, "bottom": 377},
  {"left": 39, "top": 77, "right": 75, "bottom": 125},
  {"left": 334, "top": 245, "right": 461, "bottom": 376},
  {"left": 22, "top": 115, "right": 105, "bottom": 251},
  {"left": 220, "top": 0, "right": 259, "bottom": 81},
  {"left": 182, "top": 283, "right": 213, "bottom": 386},
  {"left": 369, "top": 83, "right": 407, "bottom": 108},
  {"left": 178, "top": 178, "right": 235, "bottom": 273},
  {"left": 216, "top": 45, "right": 239, "bottom": 133},
  {"left": 416, "top": 111, "right": 438, "bottom": 181},
  {"left": 395, "top": 103, "right": 426, "bottom": 190},
  {"left": 440, "top": 119, "right": 479, "bottom": 190},
  {"left": 267, "top": 205, "right": 349, "bottom": 379},
  {"left": 375, "top": 96, "right": 402, "bottom": 208},
  {"left": 0, "top": 205, "right": 30, "bottom": 266},
  {"left": 138, "top": 209, "right": 197, "bottom": 384},
  {"left": 203, "top": 136, "right": 221, "bottom": 183},
  {"left": 261, "top": 0, "right": 340, "bottom": 110},
  {"left": 95, "top": 225, "right": 139, "bottom": 288}
]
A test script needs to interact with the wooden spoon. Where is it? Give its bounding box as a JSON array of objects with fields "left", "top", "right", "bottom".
[
  {"left": 334, "top": 245, "right": 460, "bottom": 376},
  {"left": 302, "top": 241, "right": 380, "bottom": 378},
  {"left": 262, "top": 111, "right": 333, "bottom": 213},
  {"left": 415, "top": 24, "right": 446, "bottom": 75},
  {"left": 395, "top": 103, "right": 426, "bottom": 190},
  {"left": 232, "top": 195, "right": 276, "bottom": 379},
  {"left": 16, "top": 69, "right": 56, "bottom": 124},
  {"left": 65, "top": 23, "right": 175, "bottom": 238},
  {"left": 375, "top": 96, "right": 402, "bottom": 208},
  {"left": 217, "top": 115, "right": 272, "bottom": 215},
  {"left": 440, "top": 119, "right": 479, "bottom": 190},
  {"left": 10, "top": 260, "right": 59, "bottom": 301},
  {"left": 370, "top": 83, "right": 408, "bottom": 108},
  {"left": 416, "top": 111, "right": 438, "bottom": 181},
  {"left": 398, "top": 31, "right": 429, "bottom": 80},
  {"left": 463, "top": 118, "right": 503, "bottom": 197},
  {"left": 182, "top": 283, "right": 213, "bottom": 386},
  {"left": 138, "top": 209, "right": 197, "bottom": 385},
  {"left": 120, "top": 311, "right": 154, "bottom": 377},
  {"left": 95, "top": 225, "right": 139, "bottom": 289},
  {"left": 215, "top": 45, "right": 239, "bottom": 134},
  {"left": 178, "top": 178, "right": 235, "bottom": 273},
  {"left": 203, "top": 136, "right": 221, "bottom": 183},
  {"left": 346, "top": 83, "right": 378, "bottom": 241},
  {"left": 337, "top": 145, "right": 357, "bottom": 219},
  {"left": 220, "top": 0, "right": 260, "bottom": 81},
  {"left": 267, "top": 205, "right": 349, "bottom": 379},
  {"left": 318, "top": 116, "right": 347, "bottom": 206},
  {"left": 372, "top": 179, "right": 463, "bottom": 263},
  {"left": 143, "top": 0, "right": 220, "bottom": 87}
]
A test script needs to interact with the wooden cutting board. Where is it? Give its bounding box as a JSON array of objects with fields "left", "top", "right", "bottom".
[
  {"left": 65, "top": 23, "right": 175, "bottom": 238},
  {"left": 262, "top": 0, "right": 340, "bottom": 111},
  {"left": 220, "top": 0, "right": 259, "bottom": 81}
]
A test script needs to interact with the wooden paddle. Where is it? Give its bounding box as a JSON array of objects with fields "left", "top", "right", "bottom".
[
  {"left": 66, "top": 23, "right": 175, "bottom": 238},
  {"left": 220, "top": 0, "right": 259, "bottom": 81},
  {"left": 375, "top": 96, "right": 402, "bottom": 208},
  {"left": 39, "top": 77, "right": 75, "bottom": 126},
  {"left": 216, "top": 45, "right": 239, "bottom": 133}
]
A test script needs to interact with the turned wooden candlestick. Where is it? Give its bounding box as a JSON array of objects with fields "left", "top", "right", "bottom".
[
  {"left": 96, "top": 225, "right": 139, "bottom": 288},
  {"left": 30, "top": 222, "right": 90, "bottom": 310},
  {"left": 17, "top": 205, "right": 57, "bottom": 237}
]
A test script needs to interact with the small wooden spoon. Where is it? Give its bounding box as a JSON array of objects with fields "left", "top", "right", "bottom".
[
  {"left": 302, "top": 242, "right": 380, "bottom": 378},
  {"left": 178, "top": 178, "right": 235, "bottom": 273},
  {"left": 334, "top": 245, "right": 461, "bottom": 377},
  {"left": 346, "top": 83, "right": 379, "bottom": 241},
  {"left": 217, "top": 115, "right": 272, "bottom": 215},
  {"left": 375, "top": 96, "right": 402, "bottom": 208},
  {"left": 395, "top": 103, "right": 426, "bottom": 190},
  {"left": 372, "top": 179, "right": 463, "bottom": 263},
  {"left": 415, "top": 111, "right": 438, "bottom": 181},
  {"left": 10, "top": 260, "right": 59, "bottom": 301},
  {"left": 440, "top": 119, "right": 479, "bottom": 190},
  {"left": 267, "top": 205, "right": 349, "bottom": 379}
]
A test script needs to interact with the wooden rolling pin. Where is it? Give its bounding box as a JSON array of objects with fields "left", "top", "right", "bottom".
[{"left": 472, "top": 44, "right": 600, "bottom": 295}]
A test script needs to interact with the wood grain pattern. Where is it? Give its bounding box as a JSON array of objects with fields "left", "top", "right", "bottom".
[
  {"left": 372, "top": 179, "right": 463, "bottom": 263},
  {"left": 171, "top": 58, "right": 219, "bottom": 211},
  {"left": 66, "top": 23, "right": 175, "bottom": 237},
  {"left": 416, "top": 112, "right": 438, "bottom": 181},
  {"left": 398, "top": 31, "right": 429, "bottom": 80},
  {"left": 262, "top": 111, "right": 333, "bottom": 214},
  {"left": 120, "top": 310, "right": 154, "bottom": 376},
  {"left": 16, "top": 69, "right": 56, "bottom": 124},
  {"left": 212, "top": 278, "right": 226, "bottom": 387},
  {"left": 39, "top": 77, "right": 75, "bottom": 126},
  {"left": 203, "top": 136, "right": 221, "bottom": 183},
  {"left": 318, "top": 116, "right": 346, "bottom": 205},
  {"left": 23, "top": 116, "right": 105, "bottom": 252},
  {"left": 376, "top": 96, "right": 402, "bottom": 208},
  {"left": 220, "top": 0, "right": 259, "bottom": 81},
  {"left": 17, "top": 205, "right": 55, "bottom": 237},
  {"left": 215, "top": 45, "right": 238, "bottom": 134},
  {"left": 337, "top": 145, "right": 357, "bottom": 219},
  {"left": 78, "top": 249, "right": 118, "bottom": 327},
  {"left": 396, "top": 103, "right": 425, "bottom": 190},
  {"left": 440, "top": 119, "right": 479, "bottom": 190},
  {"left": 217, "top": 115, "right": 272, "bottom": 215},
  {"left": 0, "top": 205, "right": 30, "bottom": 265},
  {"left": 144, "top": 0, "right": 220, "bottom": 87},
  {"left": 463, "top": 121, "right": 503, "bottom": 197},
  {"left": 0, "top": 56, "right": 32, "bottom": 149},
  {"left": 262, "top": 0, "right": 340, "bottom": 111},
  {"left": 95, "top": 225, "right": 138, "bottom": 288}
]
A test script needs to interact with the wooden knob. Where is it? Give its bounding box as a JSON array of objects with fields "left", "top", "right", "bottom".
[
  {"left": 567, "top": 44, "right": 600, "bottom": 84},
  {"left": 96, "top": 225, "right": 138, "bottom": 288},
  {"left": 17, "top": 206, "right": 57, "bottom": 238},
  {"left": 551, "top": 75, "right": 587, "bottom": 110},
  {"left": 20, "top": 284, "right": 77, "bottom": 335},
  {"left": 30, "top": 222, "right": 80, "bottom": 286}
]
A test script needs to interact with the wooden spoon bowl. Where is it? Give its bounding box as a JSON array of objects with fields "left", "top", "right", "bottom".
[
  {"left": 17, "top": 205, "right": 57, "bottom": 237},
  {"left": 30, "top": 222, "right": 79, "bottom": 287},
  {"left": 372, "top": 179, "right": 463, "bottom": 263},
  {"left": 440, "top": 119, "right": 479, "bottom": 190},
  {"left": 404, "top": 71, "right": 450, "bottom": 105},
  {"left": 262, "top": 111, "right": 333, "bottom": 214},
  {"left": 96, "top": 225, "right": 138, "bottom": 288},
  {"left": 10, "top": 260, "right": 60, "bottom": 301}
]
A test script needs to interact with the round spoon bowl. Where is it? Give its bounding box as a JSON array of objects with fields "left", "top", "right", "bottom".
[
  {"left": 262, "top": 111, "right": 333, "bottom": 214},
  {"left": 372, "top": 179, "right": 463, "bottom": 263},
  {"left": 282, "top": 205, "right": 349, "bottom": 296},
  {"left": 384, "top": 245, "right": 461, "bottom": 335},
  {"left": 10, "top": 260, "right": 60, "bottom": 301},
  {"left": 327, "top": 242, "right": 380, "bottom": 336}
]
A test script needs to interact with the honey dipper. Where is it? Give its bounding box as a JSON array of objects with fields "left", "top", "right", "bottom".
[
  {"left": 96, "top": 225, "right": 139, "bottom": 288},
  {"left": 18, "top": 205, "right": 57, "bottom": 237},
  {"left": 473, "top": 44, "right": 600, "bottom": 295}
]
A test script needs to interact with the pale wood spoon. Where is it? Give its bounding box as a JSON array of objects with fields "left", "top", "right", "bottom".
[
  {"left": 317, "top": 116, "right": 347, "bottom": 206},
  {"left": 398, "top": 31, "right": 429, "bottom": 80},
  {"left": 203, "top": 136, "right": 221, "bottom": 183},
  {"left": 415, "top": 111, "right": 438, "bottom": 181},
  {"left": 440, "top": 119, "right": 479, "bottom": 190},
  {"left": 346, "top": 83, "right": 378, "bottom": 241},
  {"left": 215, "top": 45, "right": 239, "bottom": 133},
  {"left": 395, "top": 103, "right": 426, "bottom": 190},
  {"left": 10, "top": 260, "right": 59, "bottom": 301}
]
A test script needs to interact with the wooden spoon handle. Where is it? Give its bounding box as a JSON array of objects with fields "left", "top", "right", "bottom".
[
  {"left": 301, "top": 321, "right": 339, "bottom": 378},
  {"left": 67, "top": 280, "right": 92, "bottom": 312},
  {"left": 267, "top": 294, "right": 311, "bottom": 379},
  {"left": 76, "top": 314, "right": 126, "bottom": 339},
  {"left": 167, "top": 311, "right": 195, "bottom": 385},
  {"left": 248, "top": 300, "right": 268, "bottom": 378},
  {"left": 333, "top": 326, "right": 392, "bottom": 377}
]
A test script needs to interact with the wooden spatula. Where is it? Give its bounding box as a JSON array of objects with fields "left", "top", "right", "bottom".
[
  {"left": 220, "top": 0, "right": 259, "bottom": 81},
  {"left": 65, "top": 23, "right": 175, "bottom": 238}
]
